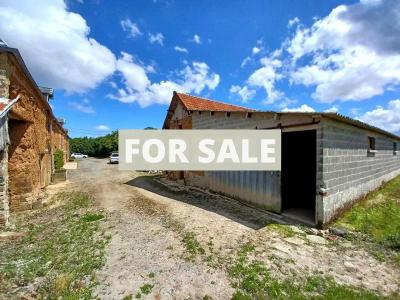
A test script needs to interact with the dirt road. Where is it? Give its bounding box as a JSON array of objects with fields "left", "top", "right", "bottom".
[
  {"left": 68, "top": 158, "right": 235, "bottom": 299},
  {"left": 66, "top": 158, "right": 399, "bottom": 299}
]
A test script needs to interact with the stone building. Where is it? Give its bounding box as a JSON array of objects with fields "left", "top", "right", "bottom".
[
  {"left": 163, "top": 92, "right": 400, "bottom": 226},
  {"left": 0, "top": 44, "right": 69, "bottom": 227}
]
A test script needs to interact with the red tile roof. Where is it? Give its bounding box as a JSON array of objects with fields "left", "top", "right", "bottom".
[{"left": 175, "top": 92, "right": 254, "bottom": 112}]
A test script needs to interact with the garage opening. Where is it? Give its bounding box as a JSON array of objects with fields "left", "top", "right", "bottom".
[{"left": 281, "top": 130, "right": 316, "bottom": 224}]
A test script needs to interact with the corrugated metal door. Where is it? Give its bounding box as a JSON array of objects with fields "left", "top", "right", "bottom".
[{"left": 206, "top": 171, "right": 281, "bottom": 212}]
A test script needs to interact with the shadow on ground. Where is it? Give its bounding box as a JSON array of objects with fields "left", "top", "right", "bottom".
[{"left": 125, "top": 175, "right": 279, "bottom": 230}]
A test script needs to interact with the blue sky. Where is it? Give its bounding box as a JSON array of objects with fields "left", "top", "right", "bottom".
[{"left": 0, "top": 0, "right": 399, "bottom": 137}]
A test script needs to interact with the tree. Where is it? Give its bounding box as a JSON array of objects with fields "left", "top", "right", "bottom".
[{"left": 69, "top": 131, "right": 118, "bottom": 158}]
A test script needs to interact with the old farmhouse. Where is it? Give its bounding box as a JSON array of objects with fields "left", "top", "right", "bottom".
[
  {"left": 163, "top": 92, "right": 400, "bottom": 226},
  {"left": 0, "top": 44, "right": 69, "bottom": 227}
]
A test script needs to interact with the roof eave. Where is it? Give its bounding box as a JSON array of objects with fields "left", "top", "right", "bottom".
[{"left": 0, "top": 45, "right": 68, "bottom": 136}]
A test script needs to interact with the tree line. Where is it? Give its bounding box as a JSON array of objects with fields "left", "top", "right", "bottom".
[
  {"left": 69, "top": 127, "right": 157, "bottom": 158},
  {"left": 69, "top": 131, "right": 118, "bottom": 158}
]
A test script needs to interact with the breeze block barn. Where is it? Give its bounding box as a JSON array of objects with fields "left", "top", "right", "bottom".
[
  {"left": 0, "top": 44, "right": 69, "bottom": 227},
  {"left": 163, "top": 92, "right": 400, "bottom": 226}
]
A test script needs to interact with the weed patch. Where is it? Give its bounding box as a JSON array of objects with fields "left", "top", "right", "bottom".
[
  {"left": 0, "top": 192, "right": 109, "bottom": 299},
  {"left": 228, "top": 244, "right": 387, "bottom": 300},
  {"left": 182, "top": 232, "right": 205, "bottom": 261},
  {"left": 267, "top": 224, "right": 296, "bottom": 237},
  {"left": 139, "top": 283, "right": 154, "bottom": 295},
  {"left": 82, "top": 212, "right": 105, "bottom": 222}
]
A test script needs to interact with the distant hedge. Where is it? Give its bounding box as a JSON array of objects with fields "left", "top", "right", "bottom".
[{"left": 69, "top": 131, "right": 118, "bottom": 158}]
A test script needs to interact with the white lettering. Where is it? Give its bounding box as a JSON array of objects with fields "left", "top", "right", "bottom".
[
  {"left": 125, "top": 139, "right": 140, "bottom": 163},
  {"left": 217, "top": 139, "right": 240, "bottom": 163},
  {"left": 261, "top": 139, "right": 276, "bottom": 163},
  {"left": 198, "top": 139, "right": 215, "bottom": 163},
  {"left": 169, "top": 139, "right": 188, "bottom": 163},
  {"left": 242, "top": 139, "right": 258, "bottom": 163},
  {"left": 143, "top": 139, "right": 165, "bottom": 163}
]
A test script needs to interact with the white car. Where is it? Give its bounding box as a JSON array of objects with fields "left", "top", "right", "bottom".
[
  {"left": 71, "top": 153, "right": 88, "bottom": 159},
  {"left": 109, "top": 152, "right": 119, "bottom": 164}
]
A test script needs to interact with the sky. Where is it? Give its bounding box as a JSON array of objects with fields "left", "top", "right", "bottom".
[{"left": 0, "top": 0, "right": 399, "bottom": 137}]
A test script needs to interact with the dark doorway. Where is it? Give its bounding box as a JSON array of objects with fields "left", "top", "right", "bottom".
[{"left": 281, "top": 130, "right": 316, "bottom": 224}]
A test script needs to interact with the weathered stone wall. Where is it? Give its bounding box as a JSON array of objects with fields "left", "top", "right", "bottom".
[
  {"left": 167, "top": 102, "right": 192, "bottom": 129},
  {"left": 0, "top": 147, "right": 9, "bottom": 227},
  {"left": 320, "top": 119, "right": 400, "bottom": 224},
  {"left": 0, "top": 52, "right": 69, "bottom": 219},
  {"left": 0, "top": 53, "right": 10, "bottom": 226},
  {"left": 7, "top": 53, "right": 53, "bottom": 211}
]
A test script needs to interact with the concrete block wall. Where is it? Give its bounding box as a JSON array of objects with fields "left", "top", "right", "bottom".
[{"left": 320, "top": 118, "right": 400, "bottom": 224}]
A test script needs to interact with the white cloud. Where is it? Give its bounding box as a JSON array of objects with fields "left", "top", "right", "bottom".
[
  {"left": 110, "top": 52, "right": 220, "bottom": 107},
  {"left": 241, "top": 57, "right": 251, "bottom": 68},
  {"left": 121, "top": 18, "right": 142, "bottom": 38},
  {"left": 288, "top": 17, "right": 300, "bottom": 27},
  {"left": 350, "top": 108, "right": 360, "bottom": 116},
  {"left": 275, "top": 98, "right": 298, "bottom": 110},
  {"left": 287, "top": 0, "right": 400, "bottom": 102},
  {"left": 69, "top": 98, "right": 95, "bottom": 114},
  {"left": 95, "top": 125, "right": 111, "bottom": 131},
  {"left": 230, "top": 85, "right": 256, "bottom": 102},
  {"left": 241, "top": 40, "right": 264, "bottom": 68},
  {"left": 0, "top": 0, "right": 116, "bottom": 93},
  {"left": 282, "top": 104, "right": 315, "bottom": 112},
  {"left": 149, "top": 32, "right": 164, "bottom": 45},
  {"left": 252, "top": 47, "right": 261, "bottom": 55},
  {"left": 174, "top": 46, "right": 188, "bottom": 53},
  {"left": 248, "top": 55, "right": 284, "bottom": 103},
  {"left": 116, "top": 52, "right": 150, "bottom": 92},
  {"left": 324, "top": 106, "right": 339, "bottom": 113},
  {"left": 358, "top": 99, "right": 400, "bottom": 133},
  {"left": 192, "top": 34, "right": 202, "bottom": 44}
]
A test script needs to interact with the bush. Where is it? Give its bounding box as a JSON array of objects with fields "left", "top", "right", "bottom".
[{"left": 54, "top": 149, "right": 64, "bottom": 170}]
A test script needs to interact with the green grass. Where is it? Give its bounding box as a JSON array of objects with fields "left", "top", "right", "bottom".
[
  {"left": 229, "top": 244, "right": 388, "bottom": 300},
  {"left": 139, "top": 283, "right": 154, "bottom": 295},
  {"left": 267, "top": 224, "right": 296, "bottom": 237},
  {"left": 182, "top": 232, "right": 205, "bottom": 261},
  {"left": 0, "top": 192, "right": 109, "bottom": 299},
  {"left": 81, "top": 212, "right": 105, "bottom": 222},
  {"left": 336, "top": 176, "right": 400, "bottom": 250}
]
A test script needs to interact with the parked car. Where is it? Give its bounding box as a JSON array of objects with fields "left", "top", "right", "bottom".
[
  {"left": 71, "top": 153, "right": 88, "bottom": 159},
  {"left": 109, "top": 152, "right": 119, "bottom": 164}
]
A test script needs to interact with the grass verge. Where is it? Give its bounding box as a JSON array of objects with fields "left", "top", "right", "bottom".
[
  {"left": 337, "top": 176, "right": 400, "bottom": 249},
  {"left": 336, "top": 176, "right": 400, "bottom": 254},
  {"left": 0, "top": 191, "right": 110, "bottom": 299}
]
